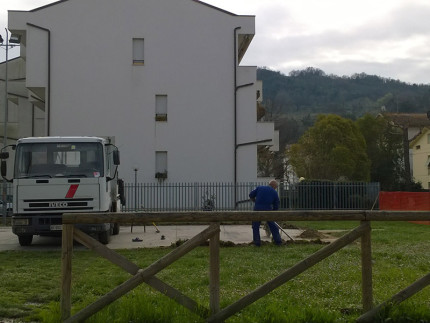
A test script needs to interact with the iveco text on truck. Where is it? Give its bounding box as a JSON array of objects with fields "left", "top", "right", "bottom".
[{"left": 0, "top": 136, "right": 125, "bottom": 246}]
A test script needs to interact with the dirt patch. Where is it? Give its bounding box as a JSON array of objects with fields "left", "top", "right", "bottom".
[
  {"left": 278, "top": 222, "right": 300, "bottom": 230},
  {"left": 298, "top": 228, "right": 330, "bottom": 239}
]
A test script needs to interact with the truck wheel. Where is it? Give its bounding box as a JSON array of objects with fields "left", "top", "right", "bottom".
[
  {"left": 18, "top": 235, "right": 33, "bottom": 246},
  {"left": 112, "top": 223, "right": 120, "bottom": 235},
  {"left": 98, "top": 230, "right": 111, "bottom": 244}
]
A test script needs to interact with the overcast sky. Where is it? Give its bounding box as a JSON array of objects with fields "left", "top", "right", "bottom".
[{"left": 1, "top": 0, "right": 430, "bottom": 84}]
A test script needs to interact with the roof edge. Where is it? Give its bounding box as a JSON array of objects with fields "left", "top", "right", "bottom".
[
  {"left": 29, "top": 0, "right": 69, "bottom": 12},
  {"left": 24, "top": 0, "right": 252, "bottom": 17},
  {"left": 410, "top": 127, "right": 430, "bottom": 147},
  {"left": 193, "top": 0, "right": 255, "bottom": 17},
  {"left": 192, "top": 0, "right": 237, "bottom": 16}
]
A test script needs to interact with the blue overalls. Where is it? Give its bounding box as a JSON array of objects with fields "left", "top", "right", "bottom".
[{"left": 249, "top": 185, "right": 282, "bottom": 246}]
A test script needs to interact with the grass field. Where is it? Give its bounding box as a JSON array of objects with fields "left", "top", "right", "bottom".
[{"left": 1, "top": 221, "right": 430, "bottom": 322}]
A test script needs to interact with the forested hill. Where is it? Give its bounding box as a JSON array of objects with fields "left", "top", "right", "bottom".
[{"left": 257, "top": 67, "right": 430, "bottom": 118}]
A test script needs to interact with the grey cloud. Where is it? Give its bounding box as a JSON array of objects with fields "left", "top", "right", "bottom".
[
  {"left": 245, "top": 2, "right": 430, "bottom": 84},
  {"left": 317, "top": 58, "right": 430, "bottom": 84}
]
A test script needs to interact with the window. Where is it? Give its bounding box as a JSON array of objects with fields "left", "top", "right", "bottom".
[
  {"left": 15, "top": 142, "right": 103, "bottom": 178},
  {"left": 133, "top": 38, "right": 144, "bottom": 65},
  {"left": 427, "top": 134, "right": 430, "bottom": 144},
  {"left": 427, "top": 156, "right": 430, "bottom": 175},
  {"left": 155, "top": 95, "right": 167, "bottom": 121},
  {"left": 155, "top": 151, "right": 167, "bottom": 180},
  {"left": 416, "top": 145, "right": 421, "bottom": 150}
]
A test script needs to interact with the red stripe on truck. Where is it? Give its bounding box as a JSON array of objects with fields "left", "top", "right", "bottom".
[{"left": 65, "top": 184, "right": 79, "bottom": 198}]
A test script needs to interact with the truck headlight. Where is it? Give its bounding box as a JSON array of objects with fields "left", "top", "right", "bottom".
[{"left": 13, "top": 218, "right": 29, "bottom": 226}]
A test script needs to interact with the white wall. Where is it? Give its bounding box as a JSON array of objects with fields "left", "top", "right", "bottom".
[{"left": 8, "top": 0, "right": 275, "bottom": 183}]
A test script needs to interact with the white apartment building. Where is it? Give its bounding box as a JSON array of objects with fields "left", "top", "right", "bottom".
[{"left": 4, "top": 0, "right": 277, "bottom": 184}]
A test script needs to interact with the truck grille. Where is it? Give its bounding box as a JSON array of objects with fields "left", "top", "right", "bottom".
[
  {"left": 23, "top": 198, "right": 94, "bottom": 212},
  {"left": 38, "top": 217, "right": 62, "bottom": 225}
]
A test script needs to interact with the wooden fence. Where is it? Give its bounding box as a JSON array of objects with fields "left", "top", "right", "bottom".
[{"left": 60, "top": 210, "right": 430, "bottom": 322}]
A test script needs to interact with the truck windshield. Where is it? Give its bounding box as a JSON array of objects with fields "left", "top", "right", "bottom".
[{"left": 14, "top": 142, "right": 104, "bottom": 178}]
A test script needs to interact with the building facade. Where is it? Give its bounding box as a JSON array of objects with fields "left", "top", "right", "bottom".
[
  {"left": 410, "top": 127, "right": 430, "bottom": 189},
  {"left": 5, "top": 0, "right": 277, "bottom": 183},
  {"left": 381, "top": 113, "right": 430, "bottom": 187}
]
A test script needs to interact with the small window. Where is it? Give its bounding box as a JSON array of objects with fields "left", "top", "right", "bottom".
[
  {"left": 133, "top": 38, "right": 144, "bottom": 65},
  {"left": 155, "top": 95, "right": 167, "bottom": 121},
  {"left": 416, "top": 145, "right": 421, "bottom": 150},
  {"left": 155, "top": 151, "right": 167, "bottom": 181}
]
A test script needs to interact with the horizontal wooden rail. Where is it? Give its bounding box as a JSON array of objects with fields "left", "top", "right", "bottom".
[{"left": 62, "top": 210, "right": 430, "bottom": 224}]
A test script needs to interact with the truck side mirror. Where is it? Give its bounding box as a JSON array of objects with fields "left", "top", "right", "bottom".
[
  {"left": 1, "top": 160, "right": 7, "bottom": 177},
  {"left": 113, "top": 150, "right": 120, "bottom": 165},
  {"left": 0, "top": 152, "right": 9, "bottom": 159}
]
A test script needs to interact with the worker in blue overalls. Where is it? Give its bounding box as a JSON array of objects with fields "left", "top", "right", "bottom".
[{"left": 249, "top": 180, "right": 282, "bottom": 246}]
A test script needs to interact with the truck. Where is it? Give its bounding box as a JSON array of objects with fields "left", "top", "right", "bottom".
[{"left": 0, "top": 136, "right": 125, "bottom": 246}]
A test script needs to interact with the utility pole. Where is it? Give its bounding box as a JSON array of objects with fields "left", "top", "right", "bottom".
[
  {"left": 1, "top": 29, "right": 21, "bottom": 224},
  {"left": 1, "top": 29, "right": 10, "bottom": 224}
]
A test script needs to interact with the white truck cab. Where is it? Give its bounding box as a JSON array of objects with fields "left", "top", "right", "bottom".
[{"left": 0, "top": 136, "right": 125, "bottom": 246}]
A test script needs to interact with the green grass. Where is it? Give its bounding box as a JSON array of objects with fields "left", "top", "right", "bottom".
[{"left": 1, "top": 221, "right": 430, "bottom": 322}]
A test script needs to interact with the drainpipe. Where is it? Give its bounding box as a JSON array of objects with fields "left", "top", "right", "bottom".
[
  {"left": 27, "top": 23, "right": 51, "bottom": 136},
  {"left": 2, "top": 28, "right": 9, "bottom": 225},
  {"left": 32, "top": 104, "right": 35, "bottom": 136},
  {"left": 234, "top": 26, "right": 240, "bottom": 191}
]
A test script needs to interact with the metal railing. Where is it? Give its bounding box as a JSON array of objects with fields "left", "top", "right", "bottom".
[
  {"left": 280, "top": 181, "right": 380, "bottom": 210},
  {"left": 123, "top": 182, "right": 266, "bottom": 212},
  {"left": 123, "top": 181, "right": 380, "bottom": 211},
  {"left": 0, "top": 181, "right": 13, "bottom": 218},
  {"left": 0, "top": 181, "right": 380, "bottom": 215}
]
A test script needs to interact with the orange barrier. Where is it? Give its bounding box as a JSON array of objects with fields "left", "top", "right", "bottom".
[{"left": 379, "top": 191, "right": 430, "bottom": 225}]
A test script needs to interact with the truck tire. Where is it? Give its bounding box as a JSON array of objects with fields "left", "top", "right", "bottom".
[
  {"left": 18, "top": 235, "right": 33, "bottom": 246},
  {"left": 98, "top": 230, "right": 111, "bottom": 244}
]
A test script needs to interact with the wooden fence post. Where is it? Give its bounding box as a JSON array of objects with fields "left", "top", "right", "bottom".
[
  {"left": 361, "top": 220, "right": 373, "bottom": 312},
  {"left": 61, "top": 224, "right": 74, "bottom": 321},
  {"left": 209, "top": 223, "right": 220, "bottom": 315}
]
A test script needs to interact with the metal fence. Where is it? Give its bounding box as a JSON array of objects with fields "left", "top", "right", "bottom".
[
  {"left": 0, "top": 181, "right": 380, "bottom": 214},
  {"left": 123, "top": 182, "right": 380, "bottom": 212},
  {"left": 279, "top": 181, "right": 380, "bottom": 210},
  {"left": 123, "top": 182, "right": 266, "bottom": 212},
  {"left": 0, "top": 182, "right": 13, "bottom": 217}
]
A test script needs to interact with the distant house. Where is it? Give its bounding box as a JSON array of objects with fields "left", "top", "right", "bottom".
[
  {"left": 3, "top": 0, "right": 277, "bottom": 184},
  {"left": 410, "top": 127, "right": 430, "bottom": 189},
  {"left": 381, "top": 113, "right": 430, "bottom": 187},
  {"left": 382, "top": 113, "right": 430, "bottom": 140}
]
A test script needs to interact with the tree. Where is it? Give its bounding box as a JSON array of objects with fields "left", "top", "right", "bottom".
[
  {"left": 257, "top": 117, "right": 303, "bottom": 179},
  {"left": 355, "top": 114, "right": 419, "bottom": 191},
  {"left": 288, "top": 114, "right": 370, "bottom": 181},
  {"left": 257, "top": 146, "right": 285, "bottom": 179},
  {"left": 257, "top": 67, "right": 430, "bottom": 119},
  {"left": 276, "top": 117, "right": 302, "bottom": 145}
]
